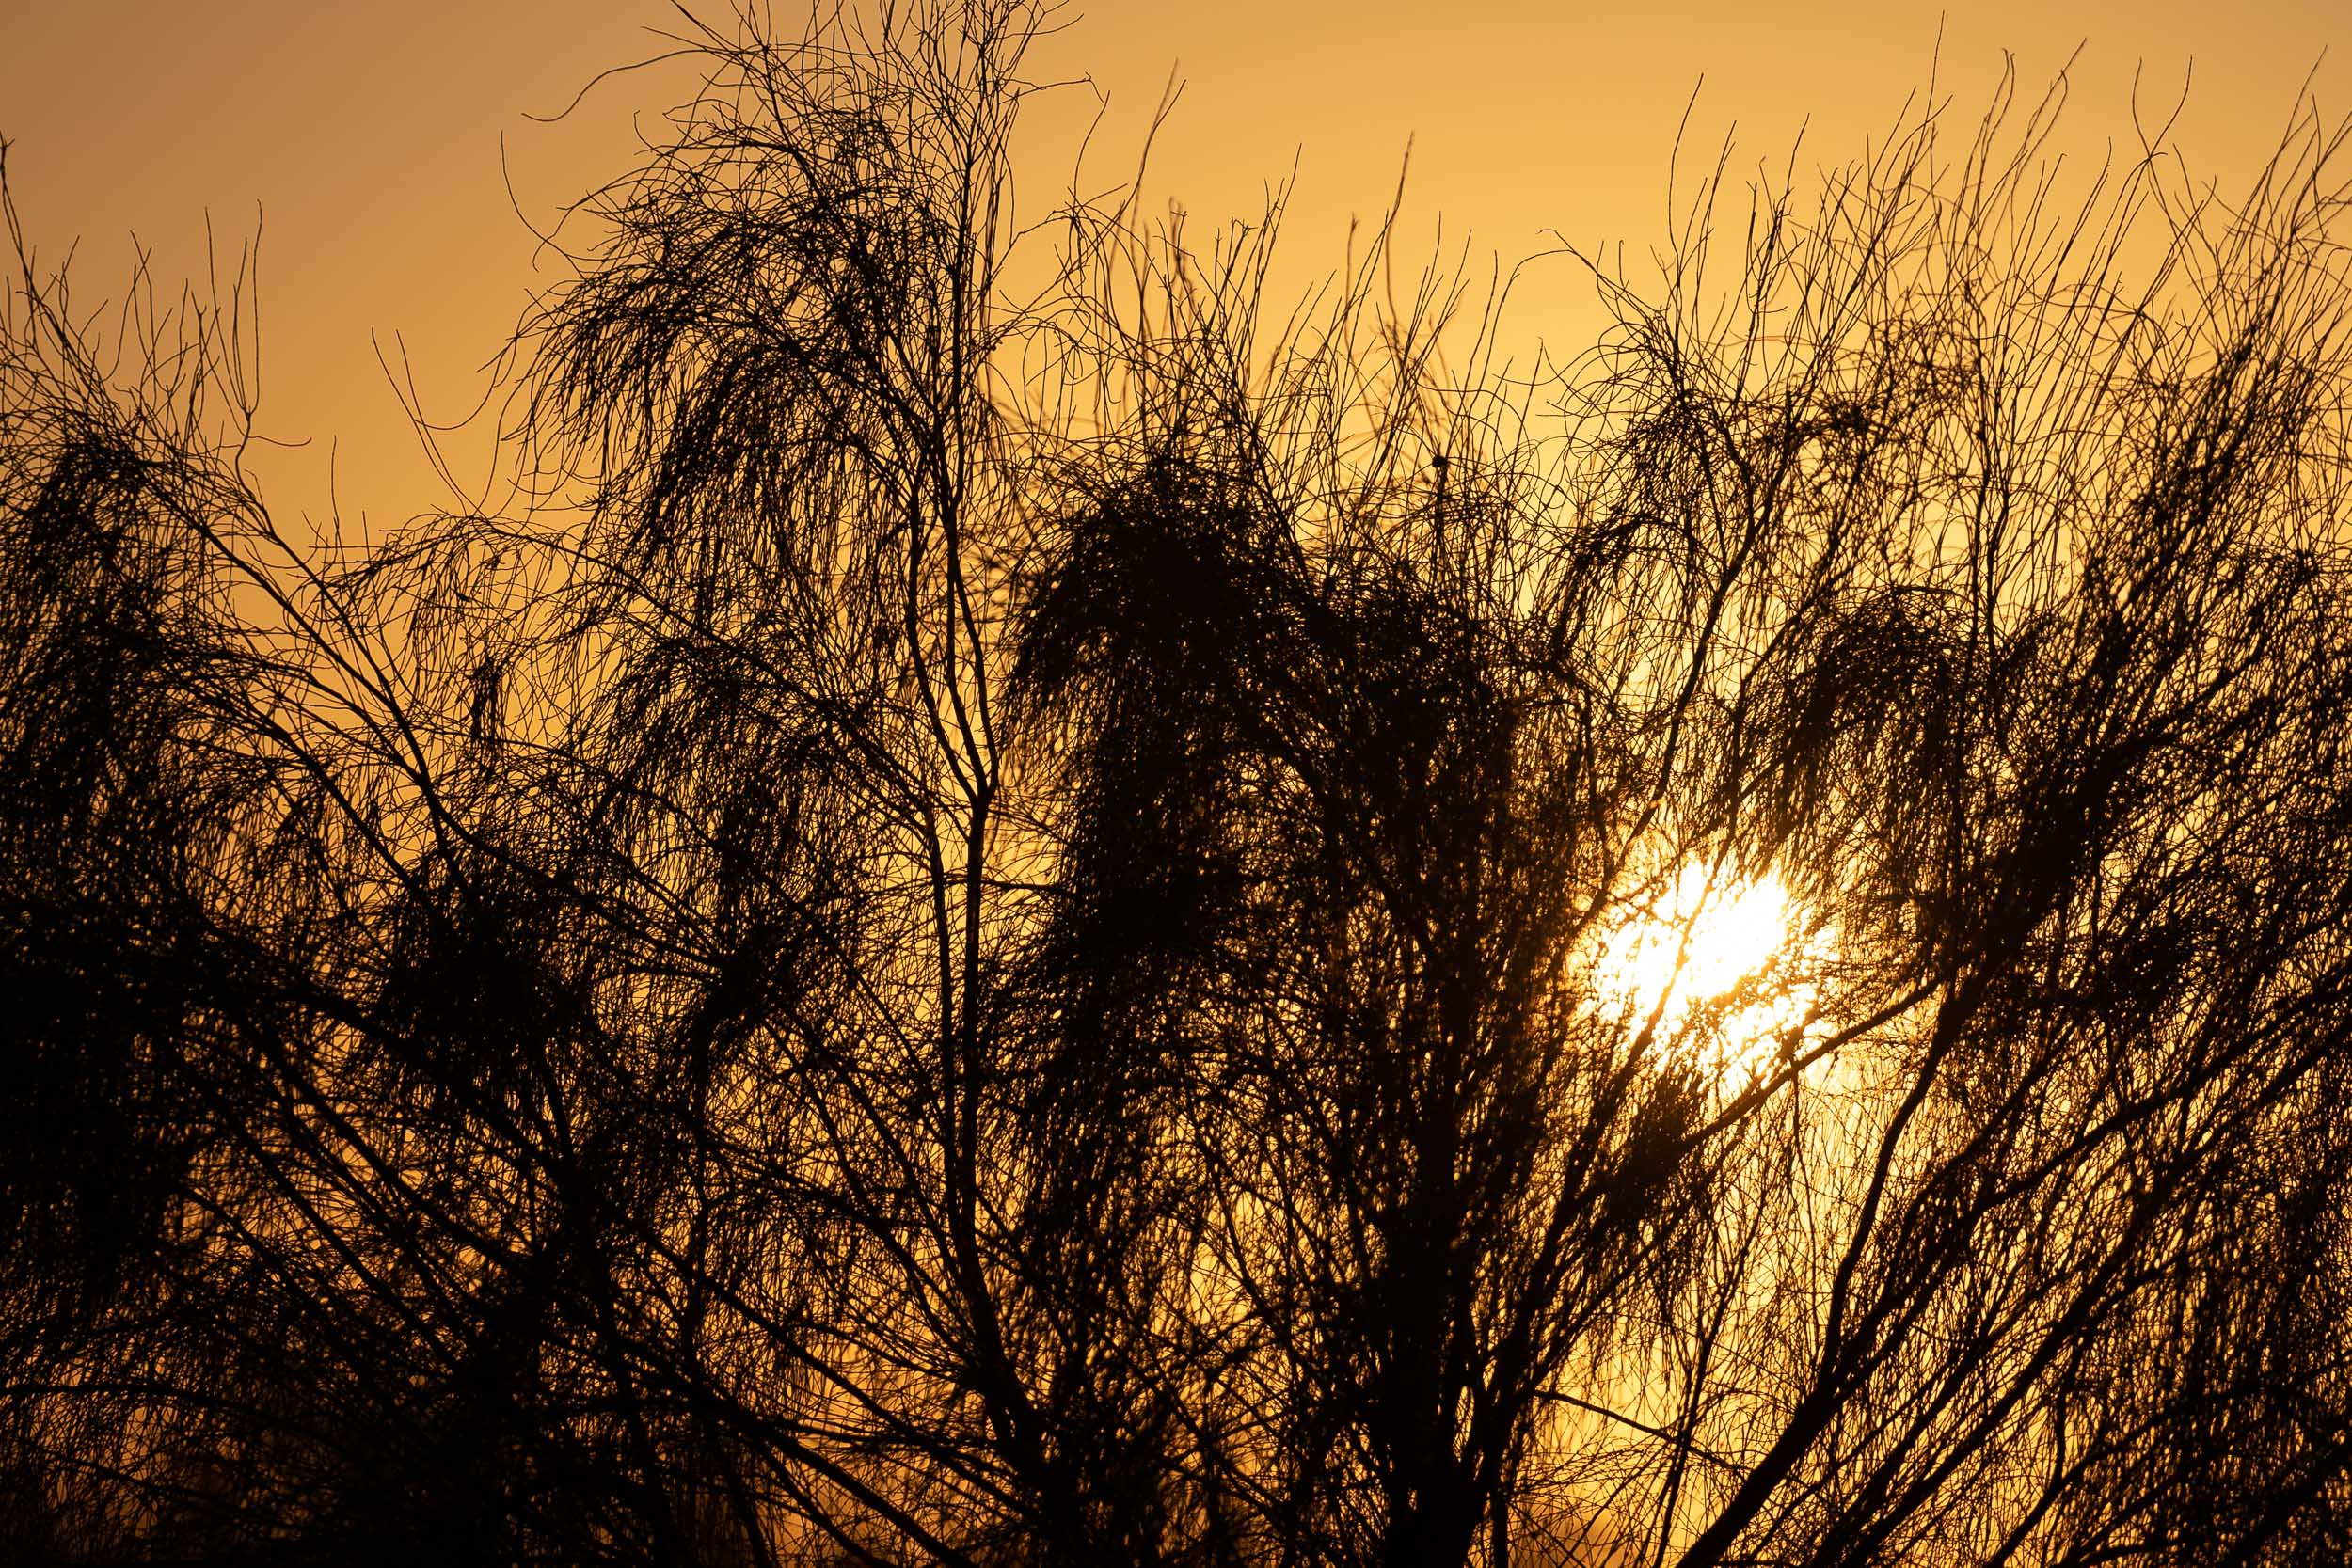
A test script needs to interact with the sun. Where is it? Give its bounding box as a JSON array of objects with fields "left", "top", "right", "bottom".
[{"left": 1594, "top": 860, "right": 1818, "bottom": 1083}]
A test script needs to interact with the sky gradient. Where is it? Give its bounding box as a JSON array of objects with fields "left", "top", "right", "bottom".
[{"left": 4, "top": 0, "right": 2343, "bottom": 528}]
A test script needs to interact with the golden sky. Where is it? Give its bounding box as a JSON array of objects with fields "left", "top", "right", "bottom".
[{"left": 3, "top": 0, "right": 2343, "bottom": 528}]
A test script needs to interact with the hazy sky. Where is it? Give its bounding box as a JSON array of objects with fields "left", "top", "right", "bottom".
[{"left": 4, "top": 1, "right": 2343, "bottom": 528}]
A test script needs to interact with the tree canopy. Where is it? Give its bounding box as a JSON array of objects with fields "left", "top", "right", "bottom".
[{"left": 7, "top": 5, "right": 2352, "bottom": 1565}]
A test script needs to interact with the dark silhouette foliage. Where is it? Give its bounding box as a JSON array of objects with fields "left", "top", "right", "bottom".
[{"left": 6, "top": 5, "right": 2352, "bottom": 1565}]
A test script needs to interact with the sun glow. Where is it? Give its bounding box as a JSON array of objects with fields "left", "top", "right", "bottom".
[{"left": 1595, "top": 862, "right": 1820, "bottom": 1084}]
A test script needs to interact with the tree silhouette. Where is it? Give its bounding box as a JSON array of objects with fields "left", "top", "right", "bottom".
[{"left": 6, "top": 4, "right": 2352, "bottom": 1565}]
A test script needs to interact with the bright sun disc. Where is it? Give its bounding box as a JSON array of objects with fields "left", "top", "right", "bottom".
[{"left": 1596, "top": 862, "right": 1816, "bottom": 1082}]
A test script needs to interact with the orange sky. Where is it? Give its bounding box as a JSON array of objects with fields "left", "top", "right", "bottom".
[{"left": 4, "top": 1, "right": 2343, "bottom": 530}]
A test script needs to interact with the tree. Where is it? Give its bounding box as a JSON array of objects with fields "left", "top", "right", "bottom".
[{"left": 6, "top": 5, "right": 2352, "bottom": 1565}]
